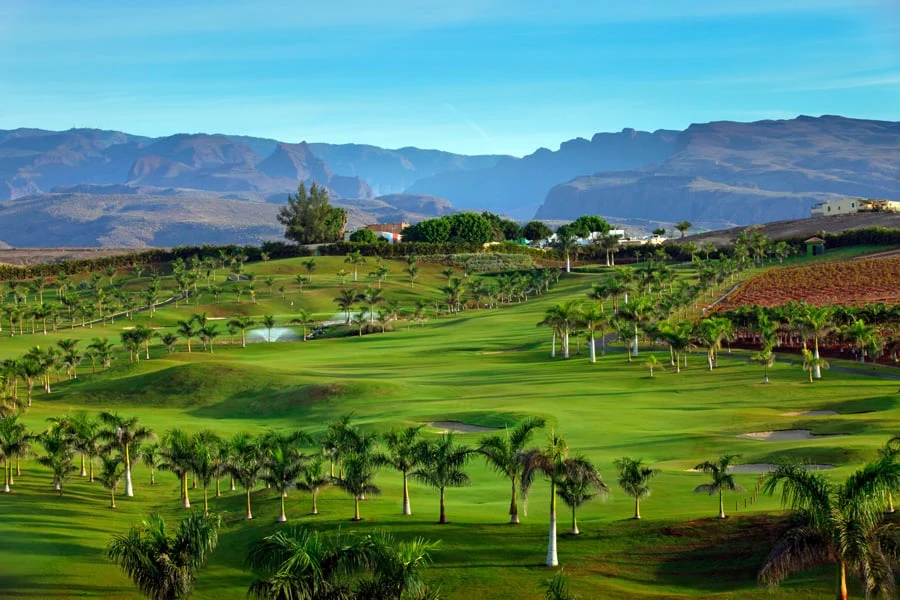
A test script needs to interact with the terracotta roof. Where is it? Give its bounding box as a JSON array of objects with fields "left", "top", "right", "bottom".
[{"left": 804, "top": 237, "right": 826, "bottom": 243}]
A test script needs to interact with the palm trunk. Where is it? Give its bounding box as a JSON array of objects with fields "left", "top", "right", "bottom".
[
  {"left": 277, "top": 488, "right": 287, "bottom": 522},
  {"left": 3, "top": 458, "right": 9, "bottom": 493},
  {"left": 246, "top": 489, "right": 253, "bottom": 519},
  {"left": 203, "top": 487, "right": 209, "bottom": 516},
  {"left": 439, "top": 487, "right": 447, "bottom": 524},
  {"left": 215, "top": 477, "right": 220, "bottom": 497},
  {"left": 837, "top": 562, "right": 848, "bottom": 600},
  {"left": 551, "top": 332, "right": 556, "bottom": 358},
  {"left": 718, "top": 489, "right": 726, "bottom": 519},
  {"left": 125, "top": 445, "right": 134, "bottom": 497},
  {"left": 110, "top": 487, "right": 116, "bottom": 509},
  {"left": 546, "top": 482, "right": 559, "bottom": 566},
  {"left": 353, "top": 495, "right": 361, "bottom": 521},
  {"left": 81, "top": 454, "right": 87, "bottom": 477},
  {"left": 887, "top": 491, "right": 895, "bottom": 514},
  {"left": 814, "top": 338, "right": 822, "bottom": 379},
  {"left": 563, "top": 331, "right": 569, "bottom": 359},
  {"left": 509, "top": 479, "right": 519, "bottom": 524},
  {"left": 402, "top": 474, "right": 411, "bottom": 516},
  {"left": 570, "top": 506, "right": 579, "bottom": 535},
  {"left": 634, "top": 497, "right": 641, "bottom": 519},
  {"left": 182, "top": 473, "right": 191, "bottom": 508},
  {"left": 230, "top": 476, "right": 235, "bottom": 491},
  {"left": 589, "top": 331, "right": 596, "bottom": 363},
  {"left": 312, "top": 489, "right": 319, "bottom": 515},
  {"left": 633, "top": 325, "right": 639, "bottom": 357},
  {"left": 89, "top": 459, "right": 94, "bottom": 482}
]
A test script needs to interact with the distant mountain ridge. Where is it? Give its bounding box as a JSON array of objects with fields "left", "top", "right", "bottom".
[{"left": 1, "top": 115, "right": 898, "bottom": 247}]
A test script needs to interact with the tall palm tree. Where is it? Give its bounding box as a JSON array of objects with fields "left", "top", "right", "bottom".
[
  {"left": 844, "top": 318, "right": 879, "bottom": 364},
  {"left": 521, "top": 430, "right": 571, "bottom": 567},
  {"left": 70, "top": 413, "right": 101, "bottom": 481},
  {"left": 800, "top": 305, "right": 833, "bottom": 378},
  {"left": 98, "top": 455, "right": 126, "bottom": 509},
  {"left": 383, "top": 426, "right": 425, "bottom": 516},
  {"left": 759, "top": 459, "right": 900, "bottom": 600},
  {"left": 675, "top": 220, "right": 692, "bottom": 238},
  {"left": 478, "top": 416, "right": 546, "bottom": 524},
  {"left": 361, "top": 287, "right": 384, "bottom": 324},
  {"left": 555, "top": 456, "right": 607, "bottom": 535},
  {"left": 334, "top": 289, "right": 359, "bottom": 325},
  {"left": 38, "top": 427, "right": 76, "bottom": 496},
  {"left": 191, "top": 430, "right": 223, "bottom": 515},
  {"left": 160, "top": 429, "right": 197, "bottom": 509},
  {"left": 261, "top": 431, "right": 311, "bottom": 523},
  {"left": 620, "top": 296, "right": 654, "bottom": 357},
  {"left": 345, "top": 250, "right": 366, "bottom": 282},
  {"left": 614, "top": 457, "right": 659, "bottom": 520},
  {"left": 228, "top": 434, "right": 263, "bottom": 520},
  {"left": 108, "top": 512, "right": 220, "bottom": 600},
  {"left": 693, "top": 454, "right": 744, "bottom": 519},
  {"left": 336, "top": 449, "right": 381, "bottom": 521},
  {"left": 412, "top": 433, "right": 472, "bottom": 525},
  {"left": 0, "top": 414, "right": 30, "bottom": 493},
  {"left": 801, "top": 348, "right": 830, "bottom": 383},
  {"left": 99, "top": 412, "right": 154, "bottom": 497},
  {"left": 175, "top": 319, "right": 196, "bottom": 353},
  {"left": 751, "top": 345, "right": 776, "bottom": 384},
  {"left": 141, "top": 442, "right": 161, "bottom": 486},
  {"left": 227, "top": 316, "right": 255, "bottom": 348},
  {"left": 296, "top": 455, "right": 331, "bottom": 515}
]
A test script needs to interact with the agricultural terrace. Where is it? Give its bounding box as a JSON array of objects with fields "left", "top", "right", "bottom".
[
  {"left": 0, "top": 241, "right": 899, "bottom": 599},
  {"left": 719, "top": 253, "right": 900, "bottom": 309}
]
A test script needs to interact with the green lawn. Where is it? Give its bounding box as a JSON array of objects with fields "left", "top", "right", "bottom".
[{"left": 0, "top": 255, "right": 898, "bottom": 598}]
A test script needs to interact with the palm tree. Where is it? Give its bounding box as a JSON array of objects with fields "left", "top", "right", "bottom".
[
  {"left": 0, "top": 414, "right": 30, "bottom": 493},
  {"left": 369, "top": 263, "right": 390, "bottom": 288},
  {"left": 98, "top": 455, "right": 126, "bottom": 509},
  {"left": 844, "top": 318, "right": 879, "bottom": 364},
  {"left": 160, "top": 429, "right": 197, "bottom": 509},
  {"left": 345, "top": 250, "right": 366, "bottom": 282},
  {"left": 334, "top": 288, "right": 359, "bottom": 325},
  {"left": 801, "top": 348, "right": 830, "bottom": 383},
  {"left": 620, "top": 296, "right": 654, "bottom": 357},
  {"left": 159, "top": 333, "right": 179, "bottom": 355},
  {"left": 261, "top": 431, "right": 311, "bottom": 523},
  {"left": 758, "top": 458, "right": 900, "bottom": 600},
  {"left": 99, "top": 412, "right": 154, "bottom": 497},
  {"left": 191, "top": 431, "right": 223, "bottom": 515},
  {"left": 614, "top": 457, "right": 659, "bottom": 519},
  {"left": 175, "top": 319, "right": 196, "bottom": 353},
  {"left": 556, "top": 457, "right": 607, "bottom": 535},
  {"left": 383, "top": 426, "right": 425, "bottom": 516},
  {"left": 750, "top": 345, "right": 775, "bottom": 384},
  {"left": 296, "top": 455, "right": 330, "bottom": 515},
  {"left": 478, "top": 416, "right": 546, "bottom": 524},
  {"left": 227, "top": 316, "right": 255, "bottom": 348},
  {"left": 70, "top": 412, "right": 101, "bottom": 480},
  {"left": 259, "top": 315, "right": 276, "bottom": 343},
  {"left": 38, "top": 427, "right": 76, "bottom": 496},
  {"left": 228, "top": 434, "right": 263, "bottom": 520},
  {"left": 675, "top": 220, "right": 692, "bottom": 238},
  {"left": 693, "top": 454, "right": 744, "bottom": 519},
  {"left": 108, "top": 512, "right": 220, "bottom": 600},
  {"left": 288, "top": 309, "right": 312, "bottom": 341},
  {"left": 800, "top": 306, "right": 833, "bottom": 378},
  {"left": 644, "top": 353, "right": 660, "bottom": 377},
  {"left": 302, "top": 258, "right": 317, "bottom": 279},
  {"left": 336, "top": 450, "right": 381, "bottom": 521},
  {"left": 412, "top": 433, "right": 472, "bottom": 525},
  {"left": 141, "top": 442, "right": 161, "bottom": 486},
  {"left": 520, "top": 430, "right": 571, "bottom": 567},
  {"left": 541, "top": 571, "right": 578, "bottom": 600}
]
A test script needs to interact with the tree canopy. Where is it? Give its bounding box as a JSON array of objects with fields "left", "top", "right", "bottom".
[
  {"left": 557, "top": 216, "right": 611, "bottom": 240},
  {"left": 481, "top": 211, "right": 521, "bottom": 241},
  {"left": 402, "top": 213, "right": 494, "bottom": 245},
  {"left": 522, "top": 220, "right": 553, "bottom": 241},
  {"left": 348, "top": 228, "right": 380, "bottom": 244},
  {"left": 277, "top": 183, "right": 347, "bottom": 245}
]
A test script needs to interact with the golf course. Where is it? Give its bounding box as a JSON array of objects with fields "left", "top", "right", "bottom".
[{"left": 1, "top": 243, "right": 899, "bottom": 599}]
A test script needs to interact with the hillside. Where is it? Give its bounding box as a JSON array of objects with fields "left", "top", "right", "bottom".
[
  {"left": 535, "top": 116, "right": 900, "bottom": 225},
  {"left": 683, "top": 212, "right": 900, "bottom": 247}
]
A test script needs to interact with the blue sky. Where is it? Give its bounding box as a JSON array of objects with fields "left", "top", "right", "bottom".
[{"left": 0, "top": 0, "right": 898, "bottom": 156}]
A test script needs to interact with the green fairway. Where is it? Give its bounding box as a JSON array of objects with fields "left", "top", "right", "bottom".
[{"left": 1, "top": 252, "right": 898, "bottom": 599}]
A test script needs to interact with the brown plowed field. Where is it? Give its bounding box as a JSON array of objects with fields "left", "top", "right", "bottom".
[{"left": 719, "top": 255, "right": 900, "bottom": 309}]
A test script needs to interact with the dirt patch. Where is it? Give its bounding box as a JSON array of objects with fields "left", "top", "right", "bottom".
[
  {"left": 738, "top": 429, "right": 847, "bottom": 442},
  {"left": 426, "top": 421, "right": 499, "bottom": 433},
  {"left": 780, "top": 410, "right": 839, "bottom": 417}
]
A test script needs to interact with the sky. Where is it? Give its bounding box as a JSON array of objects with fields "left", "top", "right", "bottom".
[{"left": 0, "top": 0, "right": 898, "bottom": 156}]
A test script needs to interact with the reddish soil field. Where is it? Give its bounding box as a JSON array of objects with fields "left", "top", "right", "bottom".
[{"left": 720, "top": 255, "right": 900, "bottom": 309}]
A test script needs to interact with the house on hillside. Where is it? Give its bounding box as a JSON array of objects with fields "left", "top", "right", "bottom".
[
  {"left": 365, "top": 222, "right": 409, "bottom": 243},
  {"left": 810, "top": 198, "right": 900, "bottom": 217}
]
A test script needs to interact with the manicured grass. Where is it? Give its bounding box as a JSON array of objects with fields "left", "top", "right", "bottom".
[{"left": 0, "top": 255, "right": 898, "bottom": 598}]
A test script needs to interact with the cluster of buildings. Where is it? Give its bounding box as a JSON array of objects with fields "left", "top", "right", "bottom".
[{"left": 810, "top": 198, "right": 900, "bottom": 218}]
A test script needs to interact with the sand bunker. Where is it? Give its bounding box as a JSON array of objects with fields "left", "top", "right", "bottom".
[
  {"left": 739, "top": 429, "right": 847, "bottom": 442},
  {"left": 781, "top": 410, "right": 839, "bottom": 417},
  {"left": 427, "top": 421, "right": 498, "bottom": 434}
]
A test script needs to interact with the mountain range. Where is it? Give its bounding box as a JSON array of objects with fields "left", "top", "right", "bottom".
[{"left": 0, "top": 115, "right": 898, "bottom": 247}]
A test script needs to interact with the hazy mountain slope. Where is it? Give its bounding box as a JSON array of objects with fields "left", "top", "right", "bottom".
[
  {"left": 307, "top": 143, "right": 508, "bottom": 196},
  {"left": 535, "top": 116, "right": 900, "bottom": 225},
  {"left": 403, "top": 129, "right": 679, "bottom": 219}
]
